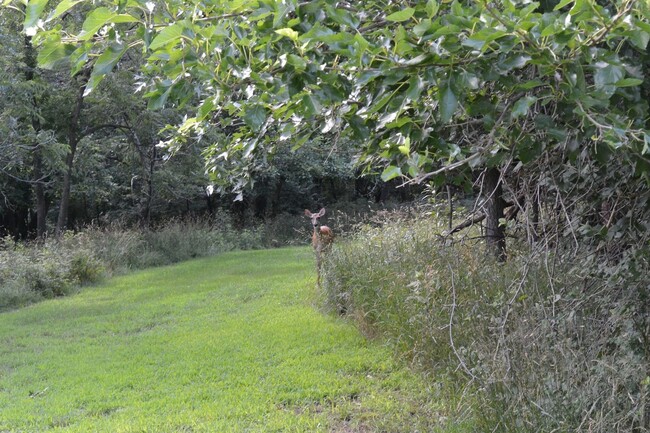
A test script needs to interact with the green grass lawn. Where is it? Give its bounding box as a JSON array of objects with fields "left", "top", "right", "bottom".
[{"left": 0, "top": 247, "right": 447, "bottom": 432}]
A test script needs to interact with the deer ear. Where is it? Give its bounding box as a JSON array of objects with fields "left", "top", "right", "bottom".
[
  {"left": 317, "top": 208, "right": 326, "bottom": 217},
  {"left": 304, "top": 209, "right": 312, "bottom": 217}
]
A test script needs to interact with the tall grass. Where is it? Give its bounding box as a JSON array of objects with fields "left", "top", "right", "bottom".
[
  {"left": 0, "top": 203, "right": 398, "bottom": 312},
  {"left": 322, "top": 212, "right": 650, "bottom": 432},
  {"left": 0, "top": 214, "right": 268, "bottom": 311}
]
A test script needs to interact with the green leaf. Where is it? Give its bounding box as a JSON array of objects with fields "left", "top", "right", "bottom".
[
  {"left": 36, "top": 35, "right": 75, "bottom": 69},
  {"left": 84, "top": 43, "right": 127, "bottom": 96},
  {"left": 439, "top": 82, "right": 458, "bottom": 123},
  {"left": 197, "top": 98, "right": 215, "bottom": 121},
  {"left": 347, "top": 115, "right": 369, "bottom": 139},
  {"left": 92, "top": 43, "right": 126, "bottom": 76},
  {"left": 381, "top": 165, "right": 402, "bottom": 181},
  {"left": 413, "top": 19, "right": 434, "bottom": 37},
  {"left": 46, "top": 0, "right": 84, "bottom": 23},
  {"left": 516, "top": 80, "right": 544, "bottom": 90},
  {"left": 365, "top": 92, "right": 393, "bottom": 116},
  {"left": 326, "top": 7, "right": 360, "bottom": 28},
  {"left": 462, "top": 29, "right": 507, "bottom": 52},
  {"left": 398, "top": 137, "right": 411, "bottom": 156},
  {"left": 636, "top": 19, "right": 650, "bottom": 35},
  {"left": 386, "top": 116, "right": 413, "bottom": 130},
  {"left": 462, "top": 38, "right": 485, "bottom": 51},
  {"left": 110, "top": 14, "right": 138, "bottom": 24},
  {"left": 626, "top": 29, "right": 650, "bottom": 50},
  {"left": 406, "top": 75, "right": 424, "bottom": 101},
  {"left": 316, "top": 32, "right": 356, "bottom": 45},
  {"left": 69, "top": 45, "right": 89, "bottom": 75},
  {"left": 243, "top": 105, "right": 267, "bottom": 132},
  {"left": 286, "top": 54, "right": 306, "bottom": 71},
  {"left": 386, "top": 8, "right": 415, "bottom": 22},
  {"left": 79, "top": 7, "right": 115, "bottom": 40},
  {"left": 498, "top": 55, "right": 531, "bottom": 72},
  {"left": 553, "top": 0, "right": 574, "bottom": 10},
  {"left": 540, "top": 23, "right": 560, "bottom": 37},
  {"left": 511, "top": 96, "right": 537, "bottom": 119},
  {"left": 145, "top": 84, "right": 173, "bottom": 110},
  {"left": 432, "top": 24, "right": 460, "bottom": 39},
  {"left": 593, "top": 61, "right": 624, "bottom": 90},
  {"left": 275, "top": 27, "right": 299, "bottom": 41},
  {"left": 24, "top": 0, "right": 49, "bottom": 35},
  {"left": 149, "top": 23, "right": 185, "bottom": 50},
  {"left": 615, "top": 78, "right": 643, "bottom": 87},
  {"left": 300, "top": 23, "right": 334, "bottom": 42},
  {"left": 426, "top": 0, "right": 439, "bottom": 18}
]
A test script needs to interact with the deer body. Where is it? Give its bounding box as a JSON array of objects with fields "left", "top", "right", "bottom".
[{"left": 305, "top": 208, "right": 334, "bottom": 287}]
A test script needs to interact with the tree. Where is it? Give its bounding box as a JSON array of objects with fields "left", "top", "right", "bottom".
[
  {"left": 0, "top": 6, "right": 67, "bottom": 239},
  {"left": 7, "top": 0, "right": 650, "bottom": 256}
]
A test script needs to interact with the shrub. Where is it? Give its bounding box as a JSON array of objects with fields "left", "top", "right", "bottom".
[
  {"left": 322, "top": 215, "right": 650, "bottom": 432},
  {"left": 0, "top": 238, "right": 84, "bottom": 309},
  {"left": 142, "top": 219, "right": 214, "bottom": 265},
  {"left": 0, "top": 214, "right": 271, "bottom": 310},
  {"left": 82, "top": 227, "right": 147, "bottom": 272},
  {"left": 68, "top": 252, "right": 105, "bottom": 285},
  {"left": 0, "top": 203, "right": 414, "bottom": 311}
]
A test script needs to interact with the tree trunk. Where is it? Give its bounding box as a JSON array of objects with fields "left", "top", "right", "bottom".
[
  {"left": 140, "top": 143, "right": 155, "bottom": 229},
  {"left": 483, "top": 167, "right": 507, "bottom": 261},
  {"left": 23, "top": 34, "right": 48, "bottom": 239},
  {"left": 204, "top": 186, "right": 214, "bottom": 214},
  {"left": 271, "top": 175, "right": 285, "bottom": 217},
  {"left": 56, "top": 151, "right": 75, "bottom": 236},
  {"left": 34, "top": 154, "right": 47, "bottom": 238},
  {"left": 122, "top": 115, "right": 155, "bottom": 229},
  {"left": 55, "top": 74, "right": 88, "bottom": 237}
]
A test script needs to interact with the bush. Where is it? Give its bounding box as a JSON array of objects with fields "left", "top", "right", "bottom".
[
  {"left": 68, "top": 252, "right": 105, "bottom": 285},
  {"left": 0, "top": 203, "right": 420, "bottom": 310},
  {"left": 322, "top": 214, "right": 650, "bottom": 432},
  {"left": 0, "top": 214, "right": 271, "bottom": 311},
  {"left": 0, "top": 237, "right": 96, "bottom": 310}
]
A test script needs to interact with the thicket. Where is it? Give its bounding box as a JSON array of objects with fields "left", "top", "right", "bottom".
[
  {"left": 0, "top": 215, "right": 266, "bottom": 311},
  {"left": 0, "top": 200, "right": 394, "bottom": 311},
  {"left": 323, "top": 205, "right": 649, "bottom": 432}
]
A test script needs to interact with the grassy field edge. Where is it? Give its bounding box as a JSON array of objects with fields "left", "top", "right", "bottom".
[{"left": 0, "top": 247, "right": 461, "bottom": 432}]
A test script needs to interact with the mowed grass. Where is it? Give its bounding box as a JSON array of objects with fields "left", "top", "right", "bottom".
[{"left": 0, "top": 247, "right": 444, "bottom": 432}]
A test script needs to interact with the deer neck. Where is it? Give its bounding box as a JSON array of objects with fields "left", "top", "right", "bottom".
[{"left": 312, "top": 226, "right": 323, "bottom": 249}]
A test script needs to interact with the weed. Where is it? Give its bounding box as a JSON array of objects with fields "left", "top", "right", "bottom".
[{"left": 323, "top": 215, "right": 650, "bottom": 432}]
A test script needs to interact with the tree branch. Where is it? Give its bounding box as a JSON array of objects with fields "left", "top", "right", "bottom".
[{"left": 443, "top": 195, "right": 524, "bottom": 236}]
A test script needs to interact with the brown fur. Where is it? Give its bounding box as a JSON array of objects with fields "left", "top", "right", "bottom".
[{"left": 304, "top": 208, "right": 334, "bottom": 287}]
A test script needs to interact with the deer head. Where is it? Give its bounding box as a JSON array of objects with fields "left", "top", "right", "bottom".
[{"left": 304, "top": 208, "right": 326, "bottom": 229}]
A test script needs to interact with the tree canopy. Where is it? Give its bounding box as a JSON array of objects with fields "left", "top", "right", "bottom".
[{"left": 10, "top": 0, "right": 648, "bottom": 189}]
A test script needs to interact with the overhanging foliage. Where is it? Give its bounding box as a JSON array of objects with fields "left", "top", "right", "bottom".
[{"left": 5, "top": 0, "right": 648, "bottom": 192}]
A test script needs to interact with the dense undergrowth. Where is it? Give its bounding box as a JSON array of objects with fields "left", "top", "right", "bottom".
[
  {"left": 0, "top": 203, "right": 381, "bottom": 311},
  {"left": 0, "top": 215, "right": 268, "bottom": 310},
  {"left": 322, "top": 211, "right": 650, "bottom": 432}
]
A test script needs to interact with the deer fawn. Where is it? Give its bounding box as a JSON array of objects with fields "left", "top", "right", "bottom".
[{"left": 304, "top": 208, "right": 334, "bottom": 287}]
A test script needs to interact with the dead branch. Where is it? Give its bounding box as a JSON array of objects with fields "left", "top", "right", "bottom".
[{"left": 443, "top": 195, "right": 523, "bottom": 236}]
